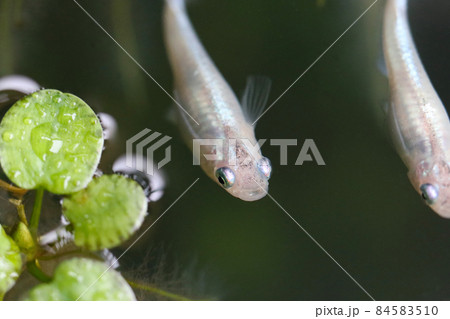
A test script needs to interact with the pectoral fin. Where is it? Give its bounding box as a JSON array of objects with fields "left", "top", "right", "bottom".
[{"left": 240, "top": 75, "right": 272, "bottom": 126}]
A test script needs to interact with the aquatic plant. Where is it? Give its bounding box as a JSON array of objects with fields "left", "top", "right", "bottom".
[
  {"left": 0, "top": 89, "right": 183, "bottom": 301},
  {"left": 0, "top": 224, "right": 21, "bottom": 299},
  {"left": 25, "top": 258, "right": 136, "bottom": 301}
]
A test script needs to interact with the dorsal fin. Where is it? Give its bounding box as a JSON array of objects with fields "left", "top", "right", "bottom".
[{"left": 240, "top": 75, "right": 272, "bottom": 125}]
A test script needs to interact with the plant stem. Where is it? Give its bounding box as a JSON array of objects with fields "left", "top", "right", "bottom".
[
  {"left": 30, "top": 188, "right": 44, "bottom": 237},
  {"left": 27, "top": 260, "right": 51, "bottom": 283},
  {"left": 0, "top": 179, "right": 28, "bottom": 197},
  {"left": 9, "top": 198, "right": 28, "bottom": 225},
  {"left": 126, "top": 280, "right": 192, "bottom": 301}
]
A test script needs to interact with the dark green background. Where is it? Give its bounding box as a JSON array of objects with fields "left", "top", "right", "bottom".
[{"left": 1, "top": 0, "right": 450, "bottom": 300}]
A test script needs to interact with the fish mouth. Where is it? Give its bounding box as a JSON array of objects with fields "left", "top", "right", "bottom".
[
  {"left": 429, "top": 198, "right": 450, "bottom": 219},
  {"left": 236, "top": 187, "right": 268, "bottom": 201}
]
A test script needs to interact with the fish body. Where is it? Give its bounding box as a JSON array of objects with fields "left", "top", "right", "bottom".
[
  {"left": 163, "top": 0, "right": 272, "bottom": 201},
  {"left": 383, "top": 0, "right": 450, "bottom": 217}
]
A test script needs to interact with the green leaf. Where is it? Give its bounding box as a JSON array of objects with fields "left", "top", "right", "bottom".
[
  {"left": 0, "top": 225, "right": 22, "bottom": 299},
  {"left": 0, "top": 89, "right": 104, "bottom": 194},
  {"left": 25, "top": 258, "right": 136, "bottom": 301},
  {"left": 62, "top": 174, "right": 147, "bottom": 250}
]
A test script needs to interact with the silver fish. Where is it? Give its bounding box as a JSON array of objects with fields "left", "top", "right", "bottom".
[
  {"left": 163, "top": 0, "right": 272, "bottom": 201},
  {"left": 383, "top": 0, "right": 450, "bottom": 217}
]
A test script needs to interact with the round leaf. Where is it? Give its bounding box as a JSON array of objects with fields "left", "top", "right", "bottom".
[
  {"left": 0, "top": 225, "right": 22, "bottom": 299},
  {"left": 25, "top": 258, "right": 135, "bottom": 301},
  {"left": 0, "top": 89, "right": 104, "bottom": 194},
  {"left": 62, "top": 174, "right": 147, "bottom": 250}
]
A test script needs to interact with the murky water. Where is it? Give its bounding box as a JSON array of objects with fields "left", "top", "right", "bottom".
[{"left": 1, "top": 0, "right": 450, "bottom": 300}]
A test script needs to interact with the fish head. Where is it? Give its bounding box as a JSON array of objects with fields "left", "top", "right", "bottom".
[
  {"left": 409, "top": 158, "right": 450, "bottom": 218},
  {"left": 214, "top": 142, "right": 272, "bottom": 201}
]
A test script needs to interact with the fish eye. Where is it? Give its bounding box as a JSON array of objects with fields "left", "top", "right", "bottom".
[
  {"left": 420, "top": 183, "right": 439, "bottom": 205},
  {"left": 215, "top": 167, "right": 235, "bottom": 189},
  {"left": 257, "top": 157, "right": 272, "bottom": 179}
]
